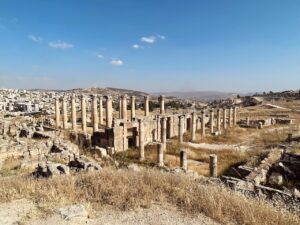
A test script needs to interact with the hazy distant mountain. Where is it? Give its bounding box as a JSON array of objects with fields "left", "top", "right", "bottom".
[
  {"left": 67, "top": 87, "right": 150, "bottom": 98},
  {"left": 153, "top": 91, "right": 238, "bottom": 101}
]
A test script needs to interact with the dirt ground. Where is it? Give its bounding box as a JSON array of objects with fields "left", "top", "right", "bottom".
[{"left": 0, "top": 199, "right": 219, "bottom": 225}]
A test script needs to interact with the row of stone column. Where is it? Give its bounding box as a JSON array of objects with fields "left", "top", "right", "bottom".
[
  {"left": 138, "top": 115, "right": 168, "bottom": 161},
  {"left": 55, "top": 94, "right": 113, "bottom": 133},
  {"left": 155, "top": 145, "right": 218, "bottom": 177},
  {"left": 201, "top": 107, "right": 237, "bottom": 136},
  {"left": 118, "top": 95, "right": 166, "bottom": 120},
  {"left": 178, "top": 107, "right": 238, "bottom": 143}
]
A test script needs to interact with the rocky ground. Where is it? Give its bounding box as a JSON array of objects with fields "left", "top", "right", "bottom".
[{"left": 0, "top": 199, "right": 219, "bottom": 225}]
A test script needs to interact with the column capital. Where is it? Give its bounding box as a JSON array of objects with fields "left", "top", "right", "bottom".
[{"left": 159, "top": 95, "right": 165, "bottom": 100}]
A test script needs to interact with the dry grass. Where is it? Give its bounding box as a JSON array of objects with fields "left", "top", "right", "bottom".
[
  {"left": 195, "top": 127, "right": 254, "bottom": 144},
  {"left": 252, "top": 126, "right": 296, "bottom": 148},
  {"left": 0, "top": 156, "right": 23, "bottom": 176},
  {"left": 0, "top": 169, "right": 298, "bottom": 225}
]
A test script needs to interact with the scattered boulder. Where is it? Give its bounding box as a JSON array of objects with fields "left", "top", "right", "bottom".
[
  {"left": 68, "top": 158, "right": 85, "bottom": 170},
  {"left": 68, "top": 157, "right": 101, "bottom": 172},
  {"left": 268, "top": 172, "right": 284, "bottom": 187},
  {"left": 95, "top": 146, "right": 107, "bottom": 158},
  {"left": 8, "top": 125, "right": 18, "bottom": 137},
  {"left": 57, "top": 204, "right": 88, "bottom": 220},
  {"left": 19, "top": 128, "right": 31, "bottom": 138},
  {"left": 85, "top": 162, "right": 101, "bottom": 171},
  {"left": 33, "top": 162, "right": 70, "bottom": 178},
  {"left": 127, "top": 163, "right": 141, "bottom": 172},
  {"left": 32, "top": 131, "right": 50, "bottom": 139}
]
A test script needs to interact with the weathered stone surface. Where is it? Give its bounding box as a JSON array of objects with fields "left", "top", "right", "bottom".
[
  {"left": 33, "top": 162, "right": 70, "bottom": 178},
  {"left": 95, "top": 146, "right": 107, "bottom": 158},
  {"left": 32, "top": 132, "right": 50, "bottom": 139},
  {"left": 85, "top": 162, "right": 101, "bottom": 171},
  {"left": 57, "top": 204, "right": 88, "bottom": 220},
  {"left": 268, "top": 172, "right": 284, "bottom": 186},
  {"left": 68, "top": 158, "right": 85, "bottom": 170},
  {"left": 127, "top": 163, "right": 141, "bottom": 172},
  {"left": 19, "top": 128, "right": 31, "bottom": 138},
  {"left": 8, "top": 125, "right": 18, "bottom": 137}
]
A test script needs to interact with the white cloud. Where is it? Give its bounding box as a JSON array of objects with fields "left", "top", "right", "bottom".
[
  {"left": 48, "top": 40, "right": 73, "bottom": 49},
  {"left": 110, "top": 59, "right": 123, "bottom": 66},
  {"left": 28, "top": 34, "right": 42, "bottom": 43},
  {"left": 132, "top": 44, "right": 144, "bottom": 49},
  {"left": 141, "top": 36, "right": 156, "bottom": 44},
  {"left": 96, "top": 53, "right": 104, "bottom": 59},
  {"left": 157, "top": 35, "right": 166, "bottom": 40}
]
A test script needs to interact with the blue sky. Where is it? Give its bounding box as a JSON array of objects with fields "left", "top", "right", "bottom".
[{"left": 0, "top": 0, "right": 300, "bottom": 92}]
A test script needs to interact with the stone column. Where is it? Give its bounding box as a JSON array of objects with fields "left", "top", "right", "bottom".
[
  {"left": 92, "top": 95, "right": 98, "bottom": 132},
  {"left": 178, "top": 116, "right": 184, "bottom": 143},
  {"left": 62, "top": 97, "right": 68, "bottom": 129},
  {"left": 157, "top": 143, "right": 164, "bottom": 167},
  {"left": 197, "top": 118, "right": 201, "bottom": 131},
  {"left": 81, "top": 95, "right": 87, "bottom": 133},
  {"left": 223, "top": 108, "right": 227, "bottom": 129},
  {"left": 106, "top": 96, "right": 113, "bottom": 128},
  {"left": 180, "top": 149, "right": 187, "bottom": 170},
  {"left": 209, "top": 154, "right": 218, "bottom": 177},
  {"left": 159, "top": 95, "right": 165, "bottom": 114},
  {"left": 217, "top": 108, "right": 221, "bottom": 132},
  {"left": 156, "top": 115, "right": 161, "bottom": 141},
  {"left": 123, "top": 122, "right": 127, "bottom": 151},
  {"left": 161, "top": 117, "right": 167, "bottom": 151},
  {"left": 191, "top": 112, "right": 196, "bottom": 141},
  {"left": 169, "top": 116, "right": 174, "bottom": 138},
  {"left": 119, "top": 97, "right": 122, "bottom": 119},
  {"left": 99, "top": 95, "right": 103, "bottom": 125},
  {"left": 55, "top": 98, "right": 60, "bottom": 128},
  {"left": 246, "top": 117, "right": 250, "bottom": 126},
  {"left": 138, "top": 119, "right": 145, "bottom": 161},
  {"left": 201, "top": 111, "right": 206, "bottom": 136},
  {"left": 71, "top": 94, "right": 77, "bottom": 131},
  {"left": 130, "top": 96, "right": 136, "bottom": 120},
  {"left": 122, "top": 94, "right": 127, "bottom": 120},
  {"left": 144, "top": 96, "right": 149, "bottom": 116},
  {"left": 229, "top": 108, "right": 233, "bottom": 127},
  {"left": 210, "top": 109, "right": 214, "bottom": 134},
  {"left": 233, "top": 107, "right": 237, "bottom": 126}
]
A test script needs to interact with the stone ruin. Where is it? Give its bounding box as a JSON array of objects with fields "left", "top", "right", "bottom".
[{"left": 52, "top": 94, "right": 240, "bottom": 159}]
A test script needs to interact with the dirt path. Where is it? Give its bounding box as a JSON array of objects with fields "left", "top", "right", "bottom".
[
  {"left": 185, "top": 125, "right": 291, "bottom": 152},
  {"left": 187, "top": 142, "right": 249, "bottom": 151},
  {"left": 0, "top": 199, "right": 220, "bottom": 225}
]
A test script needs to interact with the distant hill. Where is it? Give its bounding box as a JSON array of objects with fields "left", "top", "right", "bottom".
[
  {"left": 153, "top": 91, "right": 238, "bottom": 101},
  {"left": 66, "top": 87, "right": 150, "bottom": 98}
]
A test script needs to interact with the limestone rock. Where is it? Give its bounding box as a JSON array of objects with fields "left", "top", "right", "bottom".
[
  {"left": 85, "top": 162, "right": 101, "bottom": 171},
  {"left": 268, "top": 172, "right": 284, "bottom": 187},
  {"left": 19, "top": 128, "right": 31, "bottom": 138},
  {"left": 57, "top": 204, "right": 88, "bottom": 220},
  {"left": 127, "top": 163, "right": 141, "bottom": 172},
  {"left": 95, "top": 147, "right": 107, "bottom": 158},
  {"left": 33, "top": 162, "right": 70, "bottom": 178}
]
